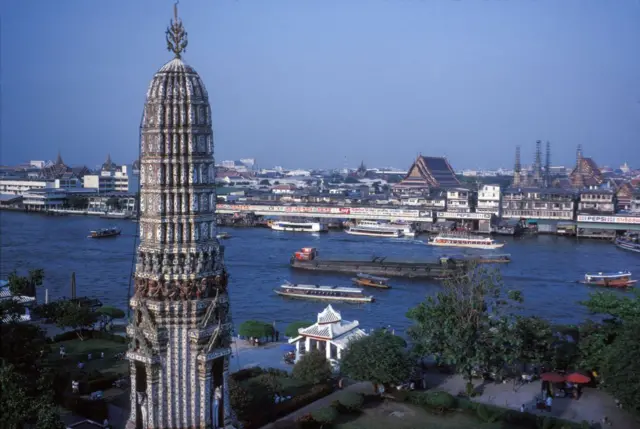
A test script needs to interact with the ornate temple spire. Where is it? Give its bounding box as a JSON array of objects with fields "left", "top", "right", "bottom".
[
  {"left": 512, "top": 145, "right": 521, "bottom": 187},
  {"left": 574, "top": 144, "right": 585, "bottom": 189},
  {"left": 544, "top": 141, "right": 551, "bottom": 188},
  {"left": 166, "top": 1, "right": 188, "bottom": 59},
  {"left": 55, "top": 151, "right": 64, "bottom": 165}
]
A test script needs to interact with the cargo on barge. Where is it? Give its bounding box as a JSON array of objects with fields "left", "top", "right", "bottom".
[{"left": 290, "top": 247, "right": 470, "bottom": 279}]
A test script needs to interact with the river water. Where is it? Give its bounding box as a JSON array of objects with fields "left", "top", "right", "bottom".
[{"left": 1, "top": 211, "right": 637, "bottom": 334}]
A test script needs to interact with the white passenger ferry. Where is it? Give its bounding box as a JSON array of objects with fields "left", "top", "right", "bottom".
[
  {"left": 345, "top": 220, "right": 403, "bottom": 238},
  {"left": 270, "top": 221, "right": 328, "bottom": 233},
  {"left": 275, "top": 282, "right": 374, "bottom": 303},
  {"left": 426, "top": 232, "right": 505, "bottom": 250},
  {"left": 391, "top": 221, "right": 416, "bottom": 237}
]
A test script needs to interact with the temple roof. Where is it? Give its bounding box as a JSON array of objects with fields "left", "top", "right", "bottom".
[
  {"left": 395, "top": 155, "right": 460, "bottom": 189},
  {"left": 102, "top": 154, "right": 117, "bottom": 171}
]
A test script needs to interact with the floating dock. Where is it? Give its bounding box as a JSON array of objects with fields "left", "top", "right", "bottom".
[{"left": 289, "top": 248, "right": 509, "bottom": 279}]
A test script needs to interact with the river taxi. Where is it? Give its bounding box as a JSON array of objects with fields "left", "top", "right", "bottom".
[
  {"left": 580, "top": 271, "right": 637, "bottom": 288},
  {"left": 615, "top": 233, "right": 640, "bottom": 253},
  {"left": 216, "top": 232, "right": 232, "bottom": 240},
  {"left": 426, "top": 232, "right": 505, "bottom": 250},
  {"left": 88, "top": 227, "right": 121, "bottom": 239},
  {"left": 275, "top": 282, "right": 374, "bottom": 303},
  {"left": 351, "top": 273, "right": 391, "bottom": 289}
]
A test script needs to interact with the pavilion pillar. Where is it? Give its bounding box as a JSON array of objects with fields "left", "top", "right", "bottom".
[
  {"left": 295, "top": 340, "right": 301, "bottom": 362},
  {"left": 305, "top": 336, "right": 311, "bottom": 355},
  {"left": 337, "top": 347, "right": 342, "bottom": 361},
  {"left": 325, "top": 342, "right": 331, "bottom": 361}
]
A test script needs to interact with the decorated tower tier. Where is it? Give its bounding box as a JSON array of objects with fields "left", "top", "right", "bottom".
[{"left": 126, "top": 3, "right": 236, "bottom": 429}]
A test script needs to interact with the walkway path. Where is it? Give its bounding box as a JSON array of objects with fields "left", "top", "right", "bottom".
[{"left": 423, "top": 372, "right": 639, "bottom": 429}]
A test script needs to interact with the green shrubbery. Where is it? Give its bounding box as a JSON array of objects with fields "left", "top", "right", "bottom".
[
  {"left": 335, "top": 391, "right": 364, "bottom": 412},
  {"left": 310, "top": 407, "right": 339, "bottom": 428}
]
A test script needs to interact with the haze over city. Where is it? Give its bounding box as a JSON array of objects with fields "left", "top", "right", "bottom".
[{"left": 2, "top": 0, "right": 639, "bottom": 169}]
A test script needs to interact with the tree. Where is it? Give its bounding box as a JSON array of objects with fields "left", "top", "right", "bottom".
[
  {"left": 576, "top": 320, "right": 617, "bottom": 373},
  {"left": 344, "top": 176, "right": 360, "bottom": 184},
  {"left": 55, "top": 301, "right": 98, "bottom": 340},
  {"left": 228, "top": 377, "right": 254, "bottom": 421},
  {"left": 96, "top": 306, "right": 125, "bottom": 331},
  {"left": 340, "top": 330, "right": 413, "bottom": 389},
  {"left": 513, "top": 316, "right": 555, "bottom": 370},
  {"left": 259, "top": 179, "right": 271, "bottom": 185},
  {"left": 1, "top": 322, "right": 50, "bottom": 373},
  {"left": 292, "top": 349, "right": 332, "bottom": 385},
  {"left": 238, "top": 320, "right": 274, "bottom": 340},
  {"left": 0, "top": 323, "right": 63, "bottom": 429},
  {"left": 579, "top": 291, "right": 640, "bottom": 415},
  {"left": 599, "top": 320, "right": 640, "bottom": 415},
  {"left": 406, "top": 264, "right": 521, "bottom": 393},
  {"left": 284, "top": 321, "right": 313, "bottom": 338},
  {"left": 7, "top": 268, "right": 44, "bottom": 297}
]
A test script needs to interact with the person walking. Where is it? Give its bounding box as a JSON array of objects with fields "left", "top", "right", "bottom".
[{"left": 545, "top": 395, "right": 553, "bottom": 413}]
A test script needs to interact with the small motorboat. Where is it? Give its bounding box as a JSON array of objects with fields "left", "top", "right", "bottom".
[
  {"left": 351, "top": 273, "right": 391, "bottom": 289},
  {"left": 580, "top": 271, "right": 637, "bottom": 288},
  {"left": 88, "top": 227, "right": 121, "bottom": 238},
  {"left": 216, "top": 232, "right": 231, "bottom": 240}
]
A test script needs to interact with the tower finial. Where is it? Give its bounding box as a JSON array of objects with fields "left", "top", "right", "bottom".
[{"left": 166, "top": 1, "right": 188, "bottom": 59}]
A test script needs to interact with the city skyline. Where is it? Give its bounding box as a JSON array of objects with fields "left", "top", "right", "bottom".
[{"left": 2, "top": 0, "right": 639, "bottom": 169}]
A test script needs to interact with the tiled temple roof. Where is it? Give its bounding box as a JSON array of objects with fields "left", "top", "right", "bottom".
[{"left": 394, "top": 156, "right": 460, "bottom": 189}]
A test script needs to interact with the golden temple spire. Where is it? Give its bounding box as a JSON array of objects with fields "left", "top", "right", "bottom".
[{"left": 166, "top": 1, "right": 188, "bottom": 59}]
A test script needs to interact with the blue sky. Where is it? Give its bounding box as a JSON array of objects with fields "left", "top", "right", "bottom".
[{"left": 2, "top": 0, "right": 639, "bottom": 170}]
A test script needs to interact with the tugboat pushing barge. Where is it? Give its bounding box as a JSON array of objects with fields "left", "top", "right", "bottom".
[{"left": 290, "top": 247, "right": 468, "bottom": 279}]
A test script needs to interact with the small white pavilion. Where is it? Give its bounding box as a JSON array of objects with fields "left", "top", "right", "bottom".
[{"left": 288, "top": 304, "right": 367, "bottom": 365}]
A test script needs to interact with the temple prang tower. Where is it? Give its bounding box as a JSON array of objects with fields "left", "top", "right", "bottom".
[{"left": 126, "top": 4, "right": 236, "bottom": 429}]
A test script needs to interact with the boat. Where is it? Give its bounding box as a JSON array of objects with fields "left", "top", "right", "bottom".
[
  {"left": 615, "top": 233, "right": 640, "bottom": 253},
  {"left": 345, "top": 220, "right": 403, "bottom": 238},
  {"left": 216, "top": 232, "right": 231, "bottom": 240},
  {"left": 351, "top": 273, "right": 391, "bottom": 289},
  {"left": 391, "top": 221, "right": 417, "bottom": 237},
  {"left": 426, "top": 232, "right": 505, "bottom": 250},
  {"left": 274, "top": 282, "right": 374, "bottom": 303},
  {"left": 100, "top": 211, "right": 130, "bottom": 219},
  {"left": 270, "top": 221, "right": 328, "bottom": 233},
  {"left": 580, "top": 271, "right": 637, "bottom": 288},
  {"left": 88, "top": 227, "right": 121, "bottom": 238}
]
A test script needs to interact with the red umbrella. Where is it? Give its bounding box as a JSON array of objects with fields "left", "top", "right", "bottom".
[
  {"left": 565, "top": 372, "right": 591, "bottom": 384},
  {"left": 540, "top": 372, "right": 566, "bottom": 383}
]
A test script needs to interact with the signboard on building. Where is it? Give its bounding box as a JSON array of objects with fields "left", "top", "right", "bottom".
[
  {"left": 217, "top": 204, "right": 432, "bottom": 218},
  {"left": 577, "top": 215, "right": 640, "bottom": 224},
  {"left": 437, "top": 212, "right": 492, "bottom": 220}
]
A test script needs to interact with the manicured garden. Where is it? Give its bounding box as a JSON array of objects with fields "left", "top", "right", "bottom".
[
  {"left": 230, "top": 350, "right": 338, "bottom": 429},
  {"left": 275, "top": 390, "right": 591, "bottom": 429}
]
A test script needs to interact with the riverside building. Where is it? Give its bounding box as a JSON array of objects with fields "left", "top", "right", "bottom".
[
  {"left": 476, "top": 184, "right": 502, "bottom": 217},
  {"left": 501, "top": 188, "right": 576, "bottom": 220},
  {"left": 126, "top": 5, "right": 236, "bottom": 428}
]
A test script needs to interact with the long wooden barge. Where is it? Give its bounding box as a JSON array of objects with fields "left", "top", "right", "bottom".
[{"left": 289, "top": 247, "right": 508, "bottom": 279}]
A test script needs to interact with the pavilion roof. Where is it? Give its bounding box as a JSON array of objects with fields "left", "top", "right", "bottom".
[
  {"left": 299, "top": 318, "right": 361, "bottom": 340},
  {"left": 317, "top": 304, "right": 341, "bottom": 324}
]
